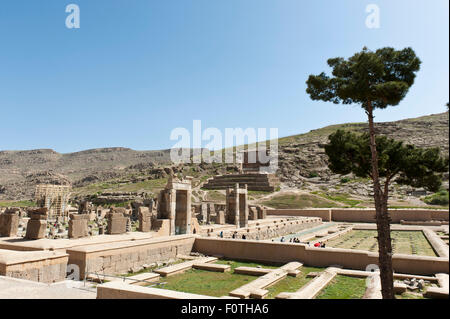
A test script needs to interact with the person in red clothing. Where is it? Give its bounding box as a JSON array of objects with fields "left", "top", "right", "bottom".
[{"left": 314, "top": 242, "right": 321, "bottom": 247}]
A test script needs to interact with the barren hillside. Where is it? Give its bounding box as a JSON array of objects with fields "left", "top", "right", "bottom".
[{"left": 0, "top": 112, "right": 448, "bottom": 202}]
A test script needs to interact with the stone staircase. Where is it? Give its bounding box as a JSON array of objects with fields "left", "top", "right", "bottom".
[{"left": 202, "top": 173, "right": 280, "bottom": 192}]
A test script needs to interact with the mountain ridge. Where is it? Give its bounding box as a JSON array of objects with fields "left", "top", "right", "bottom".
[{"left": 0, "top": 111, "right": 448, "bottom": 201}]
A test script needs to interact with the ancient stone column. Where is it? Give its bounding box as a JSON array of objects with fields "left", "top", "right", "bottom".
[{"left": 25, "top": 208, "right": 48, "bottom": 240}]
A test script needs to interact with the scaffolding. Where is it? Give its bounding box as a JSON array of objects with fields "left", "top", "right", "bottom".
[{"left": 34, "top": 184, "right": 71, "bottom": 218}]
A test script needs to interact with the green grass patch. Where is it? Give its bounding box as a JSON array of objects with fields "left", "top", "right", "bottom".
[
  {"left": 150, "top": 260, "right": 279, "bottom": 297},
  {"left": 396, "top": 292, "right": 428, "bottom": 299},
  {"left": 316, "top": 275, "right": 366, "bottom": 299},
  {"left": 152, "top": 269, "right": 255, "bottom": 297},
  {"left": 423, "top": 189, "right": 449, "bottom": 206},
  {"left": 326, "top": 230, "right": 437, "bottom": 257},
  {"left": 205, "top": 190, "right": 226, "bottom": 202},
  {"left": 313, "top": 192, "right": 362, "bottom": 207},
  {"left": 266, "top": 266, "right": 323, "bottom": 298},
  {"left": 0, "top": 200, "right": 36, "bottom": 207}
]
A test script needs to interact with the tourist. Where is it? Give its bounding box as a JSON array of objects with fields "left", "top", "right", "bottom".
[
  {"left": 219, "top": 231, "right": 223, "bottom": 238},
  {"left": 242, "top": 234, "right": 246, "bottom": 240},
  {"left": 314, "top": 242, "right": 321, "bottom": 248},
  {"left": 280, "top": 237, "right": 285, "bottom": 242}
]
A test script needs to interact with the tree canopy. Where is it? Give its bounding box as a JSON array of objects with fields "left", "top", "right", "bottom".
[
  {"left": 325, "top": 130, "right": 449, "bottom": 192},
  {"left": 306, "top": 47, "right": 421, "bottom": 111}
]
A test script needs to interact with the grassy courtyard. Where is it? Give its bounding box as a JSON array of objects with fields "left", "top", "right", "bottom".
[
  {"left": 316, "top": 275, "right": 367, "bottom": 299},
  {"left": 150, "top": 260, "right": 278, "bottom": 297},
  {"left": 325, "top": 230, "right": 437, "bottom": 257},
  {"left": 265, "top": 266, "right": 322, "bottom": 298},
  {"left": 146, "top": 260, "right": 370, "bottom": 299}
]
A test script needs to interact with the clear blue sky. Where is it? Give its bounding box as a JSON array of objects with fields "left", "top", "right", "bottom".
[{"left": 0, "top": 0, "right": 448, "bottom": 153}]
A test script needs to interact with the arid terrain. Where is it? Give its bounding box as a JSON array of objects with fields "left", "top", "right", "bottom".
[{"left": 1, "top": 111, "right": 448, "bottom": 209}]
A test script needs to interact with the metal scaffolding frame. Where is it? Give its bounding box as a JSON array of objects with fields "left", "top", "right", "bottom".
[{"left": 34, "top": 184, "right": 71, "bottom": 218}]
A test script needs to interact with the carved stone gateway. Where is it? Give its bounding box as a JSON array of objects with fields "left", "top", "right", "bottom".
[
  {"left": 68, "top": 213, "right": 89, "bottom": 239},
  {"left": 0, "top": 208, "right": 20, "bottom": 237},
  {"left": 157, "top": 176, "right": 192, "bottom": 235},
  {"left": 225, "top": 183, "right": 249, "bottom": 228},
  {"left": 25, "top": 208, "right": 48, "bottom": 240}
]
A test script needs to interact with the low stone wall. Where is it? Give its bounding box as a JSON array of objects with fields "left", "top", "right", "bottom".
[
  {"left": 67, "top": 235, "right": 196, "bottom": 278},
  {"left": 209, "top": 218, "right": 322, "bottom": 241},
  {"left": 97, "top": 281, "right": 218, "bottom": 299},
  {"left": 193, "top": 238, "right": 449, "bottom": 275},
  {"left": 266, "top": 209, "right": 332, "bottom": 221},
  {"left": 267, "top": 208, "right": 449, "bottom": 223},
  {"left": 0, "top": 249, "right": 68, "bottom": 283}
]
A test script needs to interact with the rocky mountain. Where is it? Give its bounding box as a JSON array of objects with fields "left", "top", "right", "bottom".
[
  {"left": 0, "top": 112, "right": 448, "bottom": 201},
  {"left": 0, "top": 148, "right": 173, "bottom": 200}
]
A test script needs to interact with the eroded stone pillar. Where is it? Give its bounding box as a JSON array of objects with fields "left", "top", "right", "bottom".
[
  {"left": 106, "top": 208, "right": 128, "bottom": 235},
  {"left": 138, "top": 207, "right": 152, "bottom": 232},
  {"left": 25, "top": 208, "right": 48, "bottom": 240},
  {"left": 68, "top": 213, "right": 89, "bottom": 239},
  {"left": 0, "top": 208, "right": 20, "bottom": 237}
]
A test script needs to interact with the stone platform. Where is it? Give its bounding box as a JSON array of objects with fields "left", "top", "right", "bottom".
[{"left": 202, "top": 173, "right": 280, "bottom": 192}]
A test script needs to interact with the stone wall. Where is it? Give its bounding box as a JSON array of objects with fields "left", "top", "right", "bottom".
[
  {"left": 222, "top": 218, "right": 322, "bottom": 241},
  {"left": 0, "top": 249, "right": 68, "bottom": 283},
  {"left": 67, "top": 235, "right": 195, "bottom": 278},
  {"left": 267, "top": 208, "right": 449, "bottom": 223},
  {"left": 193, "top": 238, "right": 449, "bottom": 275}
]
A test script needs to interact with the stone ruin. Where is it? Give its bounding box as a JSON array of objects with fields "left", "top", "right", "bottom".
[
  {"left": 138, "top": 206, "right": 152, "bottom": 232},
  {"left": 68, "top": 213, "right": 89, "bottom": 239},
  {"left": 225, "top": 183, "right": 249, "bottom": 228},
  {"left": 194, "top": 202, "right": 216, "bottom": 225},
  {"left": 78, "top": 200, "right": 93, "bottom": 214},
  {"left": 215, "top": 210, "right": 225, "bottom": 225},
  {"left": 25, "top": 208, "right": 48, "bottom": 240},
  {"left": 0, "top": 208, "right": 20, "bottom": 237},
  {"left": 203, "top": 149, "right": 280, "bottom": 192},
  {"left": 106, "top": 207, "right": 128, "bottom": 235},
  {"left": 157, "top": 176, "right": 192, "bottom": 235}
]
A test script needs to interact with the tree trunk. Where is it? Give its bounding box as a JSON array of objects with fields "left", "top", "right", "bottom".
[{"left": 366, "top": 103, "right": 395, "bottom": 299}]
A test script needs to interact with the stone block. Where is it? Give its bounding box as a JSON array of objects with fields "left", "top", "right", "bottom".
[
  {"left": 0, "top": 209, "right": 20, "bottom": 237},
  {"left": 216, "top": 211, "right": 225, "bottom": 225},
  {"left": 138, "top": 207, "right": 152, "bottom": 232},
  {"left": 25, "top": 217, "right": 47, "bottom": 240},
  {"left": 106, "top": 210, "right": 128, "bottom": 235},
  {"left": 68, "top": 213, "right": 89, "bottom": 239}
]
